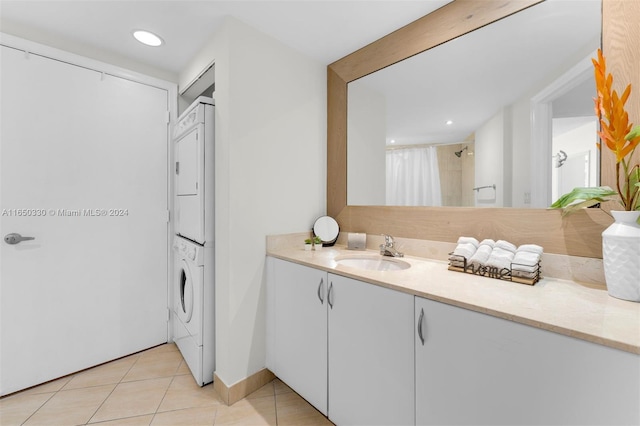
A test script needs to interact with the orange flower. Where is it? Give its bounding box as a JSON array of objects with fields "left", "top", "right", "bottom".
[
  {"left": 592, "top": 49, "right": 640, "bottom": 211},
  {"left": 593, "top": 49, "right": 639, "bottom": 163}
]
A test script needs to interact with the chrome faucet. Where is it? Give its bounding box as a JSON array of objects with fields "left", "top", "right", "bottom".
[{"left": 380, "top": 234, "right": 404, "bottom": 257}]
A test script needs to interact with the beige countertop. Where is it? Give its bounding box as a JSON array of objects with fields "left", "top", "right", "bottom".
[{"left": 267, "top": 244, "right": 640, "bottom": 355}]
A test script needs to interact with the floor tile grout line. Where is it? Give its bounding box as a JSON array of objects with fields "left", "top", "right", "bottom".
[
  {"left": 84, "top": 350, "right": 142, "bottom": 425},
  {"left": 274, "top": 387, "right": 279, "bottom": 426},
  {"left": 211, "top": 398, "right": 219, "bottom": 426},
  {"left": 116, "top": 373, "right": 184, "bottom": 386},
  {"left": 118, "top": 352, "right": 184, "bottom": 385},
  {"left": 17, "top": 390, "right": 57, "bottom": 426},
  {"left": 83, "top": 384, "right": 118, "bottom": 424},
  {"left": 149, "top": 371, "right": 178, "bottom": 424},
  {"left": 55, "top": 380, "right": 124, "bottom": 393},
  {"left": 83, "top": 412, "right": 152, "bottom": 425},
  {"left": 83, "top": 347, "right": 182, "bottom": 424},
  {"left": 153, "top": 402, "right": 221, "bottom": 416}
]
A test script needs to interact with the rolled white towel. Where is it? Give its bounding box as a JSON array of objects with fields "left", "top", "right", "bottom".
[
  {"left": 452, "top": 242, "right": 477, "bottom": 260},
  {"left": 449, "top": 259, "right": 465, "bottom": 268},
  {"left": 469, "top": 244, "right": 492, "bottom": 268},
  {"left": 457, "top": 236, "right": 479, "bottom": 248},
  {"left": 511, "top": 263, "right": 539, "bottom": 273},
  {"left": 485, "top": 247, "right": 515, "bottom": 271},
  {"left": 512, "top": 269, "right": 538, "bottom": 279},
  {"left": 495, "top": 240, "right": 517, "bottom": 253},
  {"left": 517, "top": 244, "right": 544, "bottom": 256},
  {"left": 512, "top": 251, "right": 541, "bottom": 268},
  {"left": 479, "top": 239, "right": 495, "bottom": 248}
]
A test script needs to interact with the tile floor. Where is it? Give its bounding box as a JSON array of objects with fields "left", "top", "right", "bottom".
[{"left": 0, "top": 344, "right": 333, "bottom": 426}]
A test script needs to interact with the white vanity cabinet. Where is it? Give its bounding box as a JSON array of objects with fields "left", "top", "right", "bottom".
[
  {"left": 266, "top": 258, "right": 415, "bottom": 424},
  {"left": 266, "top": 258, "right": 328, "bottom": 415},
  {"left": 267, "top": 256, "right": 639, "bottom": 425},
  {"left": 327, "top": 273, "right": 414, "bottom": 426},
  {"left": 415, "top": 296, "right": 640, "bottom": 425}
]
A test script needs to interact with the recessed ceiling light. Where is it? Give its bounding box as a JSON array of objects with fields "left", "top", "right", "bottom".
[
  {"left": 445, "top": 120, "right": 453, "bottom": 125},
  {"left": 390, "top": 139, "right": 396, "bottom": 144},
  {"left": 133, "top": 30, "right": 164, "bottom": 47}
]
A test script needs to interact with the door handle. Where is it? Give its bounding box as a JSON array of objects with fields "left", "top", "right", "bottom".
[
  {"left": 4, "top": 233, "right": 35, "bottom": 245},
  {"left": 418, "top": 307, "right": 425, "bottom": 346},
  {"left": 317, "top": 278, "right": 324, "bottom": 304},
  {"left": 328, "top": 282, "right": 334, "bottom": 309}
]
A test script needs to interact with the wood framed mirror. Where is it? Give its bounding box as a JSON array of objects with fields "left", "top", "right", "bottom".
[{"left": 327, "top": 0, "right": 639, "bottom": 258}]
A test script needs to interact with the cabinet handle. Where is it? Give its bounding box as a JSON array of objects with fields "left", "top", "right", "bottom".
[
  {"left": 328, "top": 282, "right": 334, "bottom": 309},
  {"left": 418, "top": 307, "right": 425, "bottom": 345},
  {"left": 317, "top": 278, "right": 324, "bottom": 304}
]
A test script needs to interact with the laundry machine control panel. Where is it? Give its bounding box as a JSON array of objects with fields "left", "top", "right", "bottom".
[{"left": 173, "top": 237, "right": 204, "bottom": 266}]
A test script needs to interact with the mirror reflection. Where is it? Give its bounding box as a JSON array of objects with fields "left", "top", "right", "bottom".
[{"left": 347, "top": 0, "right": 601, "bottom": 208}]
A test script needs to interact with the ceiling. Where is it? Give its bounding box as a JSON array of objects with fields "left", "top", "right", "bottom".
[{"left": 0, "top": 0, "right": 451, "bottom": 78}]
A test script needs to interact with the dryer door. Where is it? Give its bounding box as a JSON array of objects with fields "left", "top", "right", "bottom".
[
  {"left": 177, "top": 260, "right": 194, "bottom": 323},
  {"left": 175, "top": 127, "right": 200, "bottom": 196},
  {"left": 175, "top": 124, "right": 205, "bottom": 243}
]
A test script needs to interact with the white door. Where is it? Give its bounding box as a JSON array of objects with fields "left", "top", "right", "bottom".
[
  {"left": 327, "top": 274, "right": 414, "bottom": 426},
  {"left": 270, "top": 259, "right": 328, "bottom": 415},
  {"left": 415, "top": 296, "right": 640, "bottom": 425},
  {"left": 0, "top": 46, "right": 169, "bottom": 395}
]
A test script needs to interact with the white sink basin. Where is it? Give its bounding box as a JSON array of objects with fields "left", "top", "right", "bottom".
[{"left": 335, "top": 255, "right": 411, "bottom": 272}]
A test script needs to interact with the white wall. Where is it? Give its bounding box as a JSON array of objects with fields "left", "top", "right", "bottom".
[
  {"left": 551, "top": 118, "right": 598, "bottom": 201},
  {"left": 179, "top": 17, "right": 326, "bottom": 387},
  {"left": 475, "top": 109, "right": 505, "bottom": 206},
  {"left": 511, "top": 97, "right": 532, "bottom": 207},
  {"left": 347, "top": 83, "right": 386, "bottom": 205},
  {"left": 508, "top": 40, "right": 598, "bottom": 208}
]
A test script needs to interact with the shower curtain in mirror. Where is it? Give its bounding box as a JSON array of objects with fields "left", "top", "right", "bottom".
[{"left": 386, "top": 146, "right": 442, "bottom": 206}]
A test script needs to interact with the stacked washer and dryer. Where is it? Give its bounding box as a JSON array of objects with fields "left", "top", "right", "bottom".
[{"left": 172, "top": 97, "right": 215, "bottom": 386}]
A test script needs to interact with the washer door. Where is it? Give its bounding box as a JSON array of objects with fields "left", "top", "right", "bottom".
[{"left": 177, "top": 260, "right": 194, "bottom": 323}]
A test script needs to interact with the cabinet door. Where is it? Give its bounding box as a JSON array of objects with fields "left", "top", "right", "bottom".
[
  {"left": 415, "top": 296, "right": 640, "bottom": 425},
  {"left": 328, "top": 274, "right": 414, "bottom": 426},
  {"left": 270, "top": 259, "right": 328, "bottom": 415}
]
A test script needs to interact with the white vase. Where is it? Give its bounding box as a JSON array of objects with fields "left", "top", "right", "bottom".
[{"left": 602, "top": 210, "right": 640, "bottom": 302}]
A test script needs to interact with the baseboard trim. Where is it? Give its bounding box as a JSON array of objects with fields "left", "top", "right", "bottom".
[{"left": 213, "top": 368, "right": 276, "bottom": 406}]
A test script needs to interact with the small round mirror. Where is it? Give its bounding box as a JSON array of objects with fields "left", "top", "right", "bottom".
[{"left": 313, "top": 216, "right": 339, "bottom": 246}]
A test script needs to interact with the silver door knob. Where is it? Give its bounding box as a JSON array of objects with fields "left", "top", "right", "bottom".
[{"left": 4, "top": 233, "right": 35, "bottom": 245}]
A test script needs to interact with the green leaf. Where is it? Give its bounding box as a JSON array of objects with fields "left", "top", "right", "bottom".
[
  {"left": 626, "top": 125, "right": 640, "bottom": 141},
  {"left": 560, "top": 198, "right": 609, "bottom": 216},
  {"left": 628, "top": 167, "right": 640, "bottom": 210},
  {"left": 549, "top": 186, "right": 618, "bottom": 209},
  {"left": 629, "top": 167, "right": 640, "bottom": 188}
]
